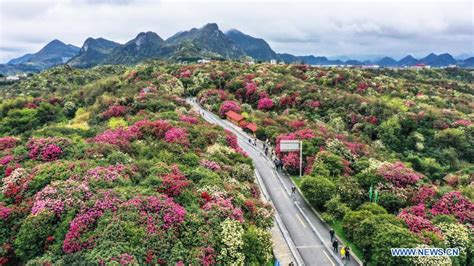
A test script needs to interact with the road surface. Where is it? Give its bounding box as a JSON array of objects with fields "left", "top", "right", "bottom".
[{"left": 188, "top": 99, "right": 359, "bottom": 266}]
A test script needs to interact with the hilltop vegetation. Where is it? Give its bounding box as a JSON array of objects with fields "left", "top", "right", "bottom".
[
  {"left": 0, "top": 61, "right": 473, "bottom": 265},
  {"left": 0, "top": 63, "right": 273, "bottom": 265}
]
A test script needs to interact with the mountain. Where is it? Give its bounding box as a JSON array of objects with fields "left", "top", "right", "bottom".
[
  {"left": 375, "top": 57, "right": 398, "bottom": 67},
  {"left": 460, "top": 57, "right": 474, "bottom": 67},
  {"left": 398, "top": 55, "right": 418, "bottom": 66},
  {"left": 6, "top": 40, "right": 79, "bottom": 70},
  {"left": 103, "top": 32, "right": 164, "bottom": 65},
  {"left": 161, "top": 23, "right": 245, "bottom": 60},
  {"left": 225, "top": 29, "right": 278, "bottom": 61},
  {"left": 418, "top": 53, "right": 456, "bottom": 67},
  {"left": 8, "top": 53, "right": 34, "bottom": 65},
  {"left": 67, "top": 37, "right": 121, "bottom": 68}
]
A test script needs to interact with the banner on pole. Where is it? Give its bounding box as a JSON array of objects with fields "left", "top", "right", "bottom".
[{"left": 280, "top": 140, "right": 300, "bottom": 152}]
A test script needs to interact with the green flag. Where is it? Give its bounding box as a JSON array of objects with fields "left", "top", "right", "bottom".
[
  {"left": 374, "top": 190, "right": 379, "bottom": 203},
  {"left": 369, "top": 186, "right": 373, "bottom": 201}
]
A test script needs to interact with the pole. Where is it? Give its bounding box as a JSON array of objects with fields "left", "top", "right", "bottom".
[{"left": 299, "top": 140, "right": 303, "bottom": 178}]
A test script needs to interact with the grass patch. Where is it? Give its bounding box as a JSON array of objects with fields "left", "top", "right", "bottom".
[{"left": 291, "top": 175, "right": 302, "bottom": 187}]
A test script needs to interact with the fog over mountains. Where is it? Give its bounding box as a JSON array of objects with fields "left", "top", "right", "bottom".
[{"left": 1, "top": 23, "right": 473, "bottom": 75}]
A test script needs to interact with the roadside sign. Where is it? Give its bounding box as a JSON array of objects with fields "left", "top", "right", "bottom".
[{"left": 280, "top": 140, "right": 300, "bottom": 152}]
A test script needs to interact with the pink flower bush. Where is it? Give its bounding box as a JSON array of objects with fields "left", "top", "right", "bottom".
[
  {"left": 63, "top": 191, "right": 121, "bottom": 253},
  {"left": 200, "top": 247, "right": 216, "bottom": 266},
  {"left": 411, "top": 185, "right": 437, "bottom": 205},
  {"left": 158, "top": 165, "right": 189, "bottom": 197},
  {"left": 282, "top": 152, "right": 300, "bottom": 170},
  {"left": 0, "top": 137, "right": 17, "bottom": 151},
  {"left": 306, "top": 100, "right": 321, "bottom": 108},
  {"left": 200, "top": 159, "right": 221, "bottom": 171},
  {"left": 219, "top": 100, "right": 241, "bottom": 117},
  {"left": 245, "top": 82, "right": 257, "bottom": 97},
  {"left": 0, "top": 203, "right": 12, "bottom": 220},
  {"left": 179, "top": 69, "right": 192, "bottom": 78},
  {"left": 122, "top": 195, "right": 186, "bottom": 232},
  {"left": 202, "top": 194, "right": 244, "bottom": 222},
  {"left": 377, "top": 162, "right": 423, "bottom": 187},
  {"left": 288, "top": 120, "right": 305, "bottom": 129},
  {"left": 431, "top": 191, "right": 474, "bottom": 223},
  {"left": 1, "top": 168, "right": 30, "bottom": 202},
  {"left": 85, "top": 164, "right": 131, "bottom": 182},
  {"left": 27, "top": 137, "right": 69, "bottom": 161},
  {"left": 179, "top": 115, "right": 199, "bottom": 124},
  {"left": 257, "top": 97, "right": 274, "bottom": 110},
  {"left": 398, "top": 212, "right": 441, "bottom": 237},
  {"left": 0, "top": 155, "right": 14, "bottom": 166},
  {"left": 92, "top": 127, "right": 138, "bottom": 150},
  {"left": 132, "top": 119, "right": 171, "bottom": 138},
  {"left": 164, "top": 127, "right": 189, "bottom": 146},
  {"left": 453, "top": 119, "right": 472, "bottom": 127},
  {"left": 31, "top": 180, "right": 91, "bottom": 216},
  {"left": 400, "top": 203, "right": 427, "bottom": 218},
  {"left": 101, "top": 105, "right": 127, "bottom": 119}
]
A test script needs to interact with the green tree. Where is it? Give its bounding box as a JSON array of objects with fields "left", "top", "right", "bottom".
[{"left": 301, "top": 175, "right": 336, "bottom": 209}]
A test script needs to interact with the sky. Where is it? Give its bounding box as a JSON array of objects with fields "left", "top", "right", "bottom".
[{"left": 0, "top": 0, "right": 473, "bottom": 63}]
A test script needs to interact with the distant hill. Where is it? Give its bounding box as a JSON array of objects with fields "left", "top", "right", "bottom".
[
  {"left": 161, "top": 23, "right": 245, "bottom": 60},
  {"left": 103, "top": 32, "right": 164, "bottom": 65},
  {"left": 398, "top": 55, "right": 418, "bottom": 66},
  {"left": 2, "top": 23, "right": 473, "bottom": 74},
  {"left": 226, "top": 29, "right": 278, "bottom": 61},
  {"left": 68, "top": 37, "right": 121, "bottom": 68},
  {"left": 376, "top": 57, "right": 398, "bottom": 67}
]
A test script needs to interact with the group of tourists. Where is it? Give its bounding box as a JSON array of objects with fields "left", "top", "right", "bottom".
[{"left": 330, "top": 228, "right": 351, "bottom": 262}]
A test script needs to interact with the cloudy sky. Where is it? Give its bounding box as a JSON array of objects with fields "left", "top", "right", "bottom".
[{"left": 0, "top": 0, "right": 473, "bottom": 62}]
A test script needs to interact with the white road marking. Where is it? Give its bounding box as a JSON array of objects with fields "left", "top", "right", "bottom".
[
  {"left": 296, "top": 213, "right": 307, "bottom": 228},
  {"left": 323, "top": 250, "right": 336, "bottom": 266}
]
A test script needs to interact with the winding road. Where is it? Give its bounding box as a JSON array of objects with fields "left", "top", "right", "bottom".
[{"left": 188, "top": 99, "right": 360, "bottom": 266}]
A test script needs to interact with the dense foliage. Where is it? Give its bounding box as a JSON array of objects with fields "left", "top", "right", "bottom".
[{"left": 0, "top": 63, "right": 274, "bottom": 264}]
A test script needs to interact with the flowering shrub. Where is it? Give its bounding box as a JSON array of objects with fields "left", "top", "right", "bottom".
[
  {"left": 0, "top": 137, "right": 17, "bottom": 151},
  {"left": 158, "top": 165, "right": 189, "bottom": 196},
  {"left": 411, "top": 185, "right": 437, "bottom": 205},
  {"left": 92, "top": 127, "right": 138, "bottom": 150},
  {"left": 27, "top": 138, "right": 69, "bottom": 161},
  {"left": 218, "top": 219, "right": 245, "bottom": 265},
  {"left": 179, "top": 115, "right": 199, "bottom": 124},
  {"left": 0, "top": 155, "right": 14, "bottom": 166},
  {"left": 200, "top": 159, "right": 221, "bottom": 172},
  {"left": 202, "top": 194, "right": 244, "bottom": 222},
  {"left": 164, "top": 127, "right": 189, "bottom": 146},
  {"left": 101, "top": 105, "right": 127, "bottom": 119},
  {"left": 282, "top": 152, "right": 300, "bottom": 171},
  {"left": 410, "top": 244, "right": 452, "bottom": 266},
  {"left": 219, "top": 100, "right": 241, "bottom": 117},
  {"left": 431, "top": 191, "right": 473, "bottom": 223},
  {"left": 1, "top": 168, "right": 30, "bottom": 202},
  {"left": 398, "top": 212, "right": 441, "bottom": 236},
  {"left": 0, "top": 203, "right": 11, "bottom": 220},
  {"left": 31, "top": 180, "right": 91, "bottom": 216},
  {"left": 257, "top": 97, "right": 274, "bottom": 110},
  {"left": 377, "top": 162, "right": 424, "bottom": 187},
  {"left": 85, "top": 164, "right": 131, "bottom": 182}
]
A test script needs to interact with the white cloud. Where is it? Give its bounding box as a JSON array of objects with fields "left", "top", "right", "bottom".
[{"left": 0, "top": 0, "right": 472, "bottom": 62}]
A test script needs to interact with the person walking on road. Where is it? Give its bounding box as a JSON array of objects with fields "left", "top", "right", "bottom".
[
  {"left": 340, "top": 246, "right": 346, "bottom": 261},
  {"left": 329, "top": 228, "right": 335, "bottom": 242},
  {"left": 332, "top": 239, "right": 339, "bottom": 253},
  {"left": 291, "top": 185, "right": 296, "bottom": 195},
  {"left": 345, "top": 246, "right": 351, "bottom": 261}
]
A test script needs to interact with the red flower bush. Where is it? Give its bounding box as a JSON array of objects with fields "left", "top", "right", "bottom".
[
  {"left": 164, "top": 127, "right": 189, "bottom": 146},
  {"left": 245, "top": 82, "right": 257, "bottom": 97},
  {"left": 0, "top": 203, "right": 12, "bottom": 220},
  {"left": 305, "top": 100, "right": 321, "bottom": 108},
  {"left": 158, "top": 165, "right": 189, "bottom": 197},
  {"left": 92, "top": 128, "right": 138, "bottom": 150},
  {"left": 179, "top": 115, "right": 199, "bottom": 124},
  {"left": 398, "top": 212, "right": 441, "bottom": 237},
  {"left": 411, "top": 185, "right": 437, "bottom": 205},
  {"left": 219, "top": 100, "right": 241, "bottom": 117},
  {"left": 377, "top": 162, "right": 423, "bottom": 187},
  {"left": 431, "top": 191, "right": 474, "bottom": 223},
  {"left": 101, "top": 105, "right": 127, "bottom": 119},
  {"left": 282, "top": 152, "right": 300, "bottom": 171},
  {"left": 27, "top": 137, "right": 69, "bottom": 161},
  {"left": 288, "top": 120, "right": 305, "bottom": 129},
  {"left": 202, "top": 193, "right": 244, "bottom": 222},
  {"left": 133, "top": 119, "right": 171, "bottom": 138},
  {"left": 257, "top": 97, "right": 274, "bottom": 110},
  {"left": 0, "top": 137, "right": 17, "bottom": 151}
]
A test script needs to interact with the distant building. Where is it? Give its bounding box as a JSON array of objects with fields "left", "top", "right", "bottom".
[
  {"left": 270, "top": 59, "right": 278, "bottom": 65},
  {"left": 198, "top": 59, "right": 211, "bottom": 64},
  {"left": 412, "top": 63, "right": 430, "bottom": 70},
  {"left": 6, "top": 75, "right": 20, "bottom": 81}
]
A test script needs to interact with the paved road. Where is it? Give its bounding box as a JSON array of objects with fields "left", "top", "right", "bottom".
[{"left": 188, "top": 99, "right": 359, "bottom": 266}]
